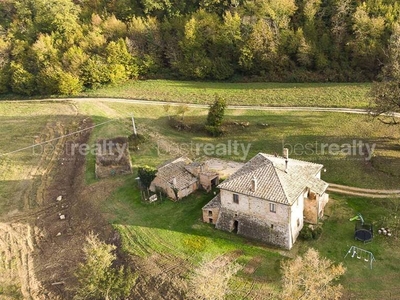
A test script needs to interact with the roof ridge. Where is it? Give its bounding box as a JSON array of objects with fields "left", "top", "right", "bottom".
[
  {"left": 270, "top": 165, "right": 290, "bottom": 204},
  {"left": 260, "top": 153, "right": 324, "bottom": 168}
]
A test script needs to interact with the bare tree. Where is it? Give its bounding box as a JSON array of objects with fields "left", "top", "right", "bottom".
[
  {"left": 187, "top": 255, "right": 242, "bottom": 300},
  {"left": 176, "top": 104, "right": 190, "bottom": 121},
  {"left": 369, "top": 22, "right": 400, "bottom": 125},
  {"left": 280, "top": 248, "right": 346, "bottom": 300}
]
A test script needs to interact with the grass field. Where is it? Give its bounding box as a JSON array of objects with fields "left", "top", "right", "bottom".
[
  {"left": 0, "top": 97, "right": 399, "bottom": 298},
  {"left": 82, "top": 80, "right": 372, "bottom": 108},
  {"left": 75, "top": 99, "right": 400, "bottom": 297},
  {"left": 306, "top": 194, "right": 400, "bottom": 298},
  {"left": 77, "top": 100, "right": 400, "bottom": 189},
  {"left": 0, "top": 101, "right": 78, "bottom": 215},
  {"left": 102, "top": 173, "right": 400, "bottom": 299}
]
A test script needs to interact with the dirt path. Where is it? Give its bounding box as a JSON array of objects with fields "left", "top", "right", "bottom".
[
  {"left": 327, "top": 183, "right": 400, "bottom": 198},
  {"left": 0, "top": 113, "right": 127, "bottom": 299},
  {"left": 6, "top": 97, "right": 400, "bottom": 118}
]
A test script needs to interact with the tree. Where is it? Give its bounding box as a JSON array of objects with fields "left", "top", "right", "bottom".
[
  {"left": 351, "top": 4, "right": 386, "bottom": 75},
  {"left": 370, "top": 22, "right": 400, "bottom": 125},
  {"left": 280, "top": 248, "right": 346, "bottom": 300},
  {"left": 187, "top": 255, "right": 242, "bottom": 300},
  {"left": 81, "top": 55, "right": 110, "bottom": 88},
  {"left": 10, "top": 62, "right": 36, "bottom": 95},
  {"left": 74, "top": 232, "right": 137, "bottom": 300},
  {"left": 205, "top": 95, "right": 226, "bottom": 136},
  {"left": 137, "top": 165, "right": 157, "bottom": 190},
  {"left": 58, "top": 70, "right": 82, "bottom": 95}
]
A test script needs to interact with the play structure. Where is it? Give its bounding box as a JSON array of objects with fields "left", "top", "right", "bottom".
[
  {"left": 350, "top": 213, "right": 373, "bottom": 243},
  {"left": 344, "top": 246, "right": 376, "bottom": 269}
]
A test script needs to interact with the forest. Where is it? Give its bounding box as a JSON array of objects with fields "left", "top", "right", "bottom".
[{"left": 0, "top": 0, "right": 399, "bottom": 96}]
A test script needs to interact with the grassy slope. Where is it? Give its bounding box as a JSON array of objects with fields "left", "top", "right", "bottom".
[
  {"left": 82, "top": 80, "right": 372, "bottom": 108},
  {"left": 0, "top": 102, "right": 78, "bottom": 215},
  {"left": 102, "top": 177, "right": 283, "bottom": 297},
  {"left": 1, "top": 96, "right": 398, "bottom": 298},
  {"left": 78, "top": 100, "right": 400, "bottom": 298},
  {"left": 103, "top": 175, "right": 400, "bottom": 299},
  {"left": 78, "top": 101, "right": 400, "bottom": 189}
]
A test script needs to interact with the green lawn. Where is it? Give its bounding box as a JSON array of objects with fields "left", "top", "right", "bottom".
[
  {"left": 101, "top": 173, "right": 400, "bottom": 299},
  {"left": 82, "top": 80, "right": 372, "bottom": 108},
  {"left": 101, "top": 175, "right": 282, "bottom": 298},
  {"left": 302, "top": 194, "right": 400, "bottom": 299}
]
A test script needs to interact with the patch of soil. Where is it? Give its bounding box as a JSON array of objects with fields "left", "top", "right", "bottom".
[
  {"left": 29, "top": 117, "right": 125, "bottom": 299},
  {"left": 243, "top": 256, "right": 262, "bottom": 275}
]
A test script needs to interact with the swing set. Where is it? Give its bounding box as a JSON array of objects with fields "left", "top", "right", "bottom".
[{"left": 344, "top": 246, "right": 376, "bottom": 269}]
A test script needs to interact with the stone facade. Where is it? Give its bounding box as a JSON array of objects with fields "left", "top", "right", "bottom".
[
  {"left": 215, "top": 189, "right": 302, "bottom": 249},
  {"left": 202, "top": 194, "right": 220, "bottom": 225},
  {"left": 202, "top": 153, "right": 329, "bottom": 250},
  {"left": 150, "top": 157, "right": 219, "bottom": 201}
]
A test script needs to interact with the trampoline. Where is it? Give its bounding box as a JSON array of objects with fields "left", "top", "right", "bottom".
[{"left": 354, "top": 221, "right": 373, "bottom": 243}]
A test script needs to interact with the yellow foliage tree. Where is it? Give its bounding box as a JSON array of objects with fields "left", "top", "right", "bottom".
[{"left": 280, "top": 248, "right": 346, "bottom": 300}]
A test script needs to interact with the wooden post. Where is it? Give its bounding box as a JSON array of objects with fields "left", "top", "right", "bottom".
[{"left": 131, "top": 115, "right": 137, "bottom": 136}]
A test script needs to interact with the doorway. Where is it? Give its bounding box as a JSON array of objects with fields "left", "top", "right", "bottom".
[{"left": 233, "top": 220, "right": 239, "bottom": 233}]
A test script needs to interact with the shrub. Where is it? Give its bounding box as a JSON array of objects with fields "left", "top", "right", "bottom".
[
  {"left": 300, "top": 225, "right": 323, "bottom": 240},
  {"left": 299, "top": 226, "right": 314, "bottom": 240}
]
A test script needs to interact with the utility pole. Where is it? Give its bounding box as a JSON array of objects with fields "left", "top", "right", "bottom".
[{"left": 131, "top": 114, "right": 137, "bottom": 136}]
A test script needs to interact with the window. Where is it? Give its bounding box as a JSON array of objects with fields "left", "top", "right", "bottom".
[
  {"left": 208, "top": 210, "right": 212, "bottom": 216},
  {"left": 271, "top": 224, "right": 274, "bottom": 229},
  {"left": 269, "top": 203, "right": 276, "bottom": 213},
  {"left": 297, "top": 218, "right": 300, "bottom": 227},
  {"left": 233, "top": 194, "right": 239, "bottom": 204}
]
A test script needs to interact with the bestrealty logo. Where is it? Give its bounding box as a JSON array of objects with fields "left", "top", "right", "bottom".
[{"left": 282, "top": 140, "right": 376, "bottom": 160}]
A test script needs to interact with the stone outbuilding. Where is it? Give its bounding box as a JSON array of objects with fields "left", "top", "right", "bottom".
[
  {"left": 95, "top": 137, "right": 132, "bottom": 179},
  {"left": 202, "top": 152, "right": 329, "bottom": 249},
  {"left": 150, "top": 157, "right": 219, "bottom": 201}
]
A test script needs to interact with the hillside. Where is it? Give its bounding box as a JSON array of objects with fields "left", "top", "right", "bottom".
[{"left": 0, "top": 0, "right": 400, "bottom": 96}]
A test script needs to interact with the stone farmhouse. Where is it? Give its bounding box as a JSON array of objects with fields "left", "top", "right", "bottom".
[
  {"left": 202, "top": 152, "right": 329, "bottom": 249},
  {"left": 150, "top": 157, "right": 219, "bottom": 201}
]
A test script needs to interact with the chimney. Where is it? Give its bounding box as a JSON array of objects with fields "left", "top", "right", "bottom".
[
  {"left": 172, "top": 177, "right": 177, "bottom": 187},
  {"left": 251, "top": 176, "right": 257, "bottom": 192},
  {"left": 283, "top": 148, "right": 289, "bottom": 159}
]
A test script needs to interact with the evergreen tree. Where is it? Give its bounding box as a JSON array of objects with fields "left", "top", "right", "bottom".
[{"left": 205, "top": 95, "right": 227, "bottom": 136}]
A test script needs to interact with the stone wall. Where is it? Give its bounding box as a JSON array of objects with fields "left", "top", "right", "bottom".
[
  {"left": 150, "top": 178, "right": 198, "bottom": 201},
  {"left": 215, "top": 208, "right": 291, "bottom": 249},
  {"left": 219, "top": 189, "right": 291, "bottom": 225},
  {"left": 202, "top": 207, "right": 220, "bottom": 224},
  {"left": 95, "top": 137, "right": 132, "bottom": 179}
]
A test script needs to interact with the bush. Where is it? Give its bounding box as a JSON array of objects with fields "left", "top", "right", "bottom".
[
  {"left": 74, "top": 232, "right": 137, "bottom": 300},
  {"left": 312, "top": 226, "right": 323, "bottom": 239},
  {"left": 299, "top": 225, "right": 323, "bottom": 240},
  {"left": 299, "top": 226, "right": 313, "bottom": 240}
]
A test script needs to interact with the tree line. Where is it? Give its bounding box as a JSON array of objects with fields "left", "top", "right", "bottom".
[{"left": 0, "top": 0, "right": 399, "bottom": 96}]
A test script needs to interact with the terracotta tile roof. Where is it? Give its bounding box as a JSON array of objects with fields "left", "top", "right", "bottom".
[
  {"left": 156, "top": 157, "right": 198, "bottom": 190},
  {"left": 217, "top": 153, "right": 328, "bottom": 205}
]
